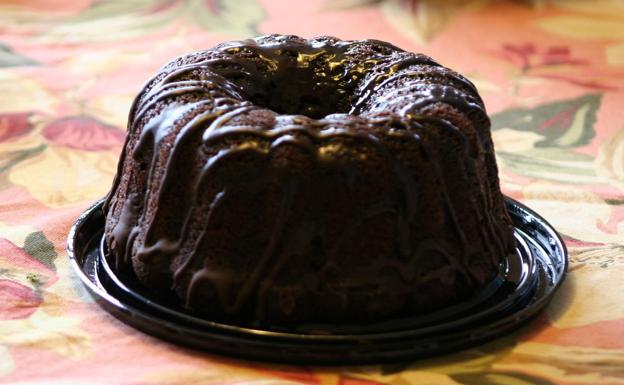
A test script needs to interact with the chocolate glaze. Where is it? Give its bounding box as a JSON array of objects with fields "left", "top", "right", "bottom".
[{"left": 103, "top": 35, "right": 516, "bottom": 327}]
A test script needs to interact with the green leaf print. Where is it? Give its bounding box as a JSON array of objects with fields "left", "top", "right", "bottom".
[
  {"left": 490, "top": 94, "right": 603, "bottom": 184},
  {"left": 491, "top": 94, "right": 600, "bottom": 148},
  {"left": 192, "top": 0, "right": 265, "bottom": 37},
  {"left": 23, "top": 231, "right": 57, "bottom": 271},
  {"left": 0, "top": 44, "right": 39, "bottom": 67},
  {"left": 0, "top": 144, "right": 46, "bottom": 174}
]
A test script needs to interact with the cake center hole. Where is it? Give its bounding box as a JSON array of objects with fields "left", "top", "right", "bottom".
[
  {"left": 249, "top": 67, "right": 351, "bottom": 119},
  {"left": 221, "top": 47, "right": 358, "bottom": 120}
]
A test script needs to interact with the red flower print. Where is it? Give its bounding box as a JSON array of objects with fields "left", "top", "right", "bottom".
[
  {"left": 0, "top": 235, "right": 58, "bottom": 319},
  {"left": 0, "top": 236, "right": 58, "bottom": 286},
  {"left": 42, "top": 116, "right": 125, "bottom": 151},
  {"left": 0, "top": 112, "right": 33, "bottom": 142},
  {"left": 495, "top": 43, "right": 614, "bottom": 92},
  {"left": 0, "top": 279, "right": 43, "bottom": 320},
  {"left": 500, "top": 43, "right": 587, "bottom": 72}
]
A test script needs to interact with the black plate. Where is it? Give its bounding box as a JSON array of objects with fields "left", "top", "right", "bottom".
[{"left": 67, "top": 197, "right": 567, "bottom": 364}]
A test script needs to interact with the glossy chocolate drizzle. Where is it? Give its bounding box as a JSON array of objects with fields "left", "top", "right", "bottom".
[{"left": 104, "top": 35, "right": 515, "bottom": 326}]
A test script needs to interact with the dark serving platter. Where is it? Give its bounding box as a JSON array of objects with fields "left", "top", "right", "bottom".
[{"left": 67, "top": 197, "right": 567, "bottom": 364}]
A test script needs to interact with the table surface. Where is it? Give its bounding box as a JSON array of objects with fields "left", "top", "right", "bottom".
[{"left": 1, "top": 0, "right": 623, "bottom": 384}]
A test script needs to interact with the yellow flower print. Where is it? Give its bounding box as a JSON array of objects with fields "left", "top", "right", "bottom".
[
  {"left": 7, "top": 116, "right": 123, "bottom": 208},
  {"left": 0, "top": 72, "right": 57, "bottom": 115},
  {"left": 8, "top": 144, "right": 118, "bottom": 208}
]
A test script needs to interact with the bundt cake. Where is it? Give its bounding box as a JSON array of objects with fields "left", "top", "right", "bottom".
[{"left": 103, "top": 34, "right": 516, "bottom": 328}]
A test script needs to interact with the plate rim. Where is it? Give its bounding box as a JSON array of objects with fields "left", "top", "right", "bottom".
[{"left": 67, "top": 196, "right": 568, "bottom": 362}]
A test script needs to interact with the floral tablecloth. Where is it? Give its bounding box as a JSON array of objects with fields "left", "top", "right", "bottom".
[{"left": 1, "top": 0, "right": 623, "bottom": 384}]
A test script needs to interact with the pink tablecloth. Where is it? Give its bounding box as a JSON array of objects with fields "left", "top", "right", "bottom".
[{"left": 1, "top": 0, "right": 624, "bottom": 383}]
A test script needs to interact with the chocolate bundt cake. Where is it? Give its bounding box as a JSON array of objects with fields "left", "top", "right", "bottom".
[{"left": 103, "top": 34, "right": 516, "bottom": 328}]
